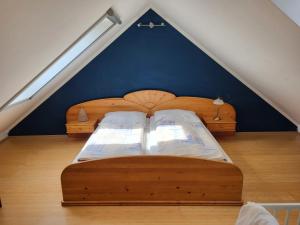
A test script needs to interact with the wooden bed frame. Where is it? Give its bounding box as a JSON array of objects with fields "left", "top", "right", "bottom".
[{"left": 61, "top": 90, "right": 243, "bottom": 206}]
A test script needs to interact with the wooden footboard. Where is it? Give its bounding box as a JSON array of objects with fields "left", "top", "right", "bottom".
[{"left": 61, "top": 156, "right": 243, "bottom": 206}]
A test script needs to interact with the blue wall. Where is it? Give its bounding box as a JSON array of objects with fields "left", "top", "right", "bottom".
[{"left": 10, "top": 9, "right": 296, "bottom": 135}]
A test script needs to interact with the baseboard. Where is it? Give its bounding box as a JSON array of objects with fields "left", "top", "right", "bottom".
[
  {"left": 298, "top": 125, "right": 300, "bottom": 133},
  {"left": 0, "top": 131, "right": 8, "bottom": 142}
]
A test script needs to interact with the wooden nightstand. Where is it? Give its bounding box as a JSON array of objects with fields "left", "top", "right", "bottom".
[
  {"left": 203, "top": 117, "right": 236, "bottom": 136},
  {"left": 66, "top": 120, "right": 98, "bottom": 137}
]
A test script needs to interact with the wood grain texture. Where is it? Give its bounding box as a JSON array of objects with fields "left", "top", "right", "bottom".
[
  {"left": 66, "top": 90, "right": 236, "bottom": 134},
  {"left": 66, "top": 120, "right": 98, "bottom": 135},
  {"left": 204, "top": 118, "right": 237, "bottom": 135},
  {"left": 66, "top": 90, "right": 236, "bottom": 121},
  {"left": 124, "top": 90, "right": 176, "bottom": 109},
  {"left": 61, "top": 156, "right": 243, "bottom": 206},
  {"left": 0, "top": 133, "right": 299, "bottom": 225},
  {"left": 66, "top": 98, "right": 149, "bottom": 123}
]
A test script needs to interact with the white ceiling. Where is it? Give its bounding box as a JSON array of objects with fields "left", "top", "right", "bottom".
[
  {"left": 0, "top": 0, "right": 299, "bottom": 136},
  {"left": 272, "top": 0, "right": 300, "bottom": 27}
]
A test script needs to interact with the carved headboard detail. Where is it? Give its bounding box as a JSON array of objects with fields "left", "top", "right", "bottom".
[{"left": 66, "top": 90, "right": 236, "bottom": 122}]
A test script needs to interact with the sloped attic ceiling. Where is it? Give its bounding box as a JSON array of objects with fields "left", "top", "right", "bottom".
[
  {"left": 0, "top": 0, "right": 300, "bottom": 138},
  {"left": 151, "top": 0, "right": 300, "bottom": 126},
  {"left": 272, "top": 0, "right": 300, "bottom": 26},
  {"left": 0, "top": 0, "right": 149, "bottom": 137}
]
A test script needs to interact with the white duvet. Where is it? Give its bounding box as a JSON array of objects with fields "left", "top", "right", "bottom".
[
  {"left": 74, "top": 112, "right": 146, "bottom": 161},
  {"left": 74, "top": 110, "right": 231, "bottom": 162},
  {"left": 147, "top": 116, "right": 229, "bottom": 161},
  {"left": 75, "top": 125, "right": 145, "bottom": 161}
]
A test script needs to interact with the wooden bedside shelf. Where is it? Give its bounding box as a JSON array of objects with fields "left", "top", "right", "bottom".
[
  {"left": 203, "top": 117, "right": 236, "bottom": 136},
  {"left": 66, "top": 120, "right": 98, "bottom": 137}
]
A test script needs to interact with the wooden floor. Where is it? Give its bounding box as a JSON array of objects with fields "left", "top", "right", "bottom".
[{"left": 0, "top": 132, "right": 299, "bottom": 225}]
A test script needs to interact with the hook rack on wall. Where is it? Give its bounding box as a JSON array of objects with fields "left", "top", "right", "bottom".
[{"left": 137, "top": 22, "right": 165, "bottom": 29}]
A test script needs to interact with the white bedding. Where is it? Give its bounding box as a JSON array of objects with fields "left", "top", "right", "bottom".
[
  {"left": 146, "top": 116, "right": 230, "bottom": 162},
  {"left": 74, "top": 110, "right": 231, "bottom": 163},
  {"left": 74, "top": 112, "right": 146, "bottom": 162}
]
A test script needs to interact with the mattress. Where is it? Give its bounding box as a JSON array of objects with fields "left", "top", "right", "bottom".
[{"left": 74, "top": 117, "right": 231, "bottom": 163}]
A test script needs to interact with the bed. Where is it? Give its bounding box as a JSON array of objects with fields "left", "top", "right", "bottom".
[{"left": 61, "top": 90, "right": 243, "bottom": 206}]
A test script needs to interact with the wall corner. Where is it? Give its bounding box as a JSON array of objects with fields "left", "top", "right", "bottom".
[{"left": 0, "top": 131, "right": 8, "bottom": 142}]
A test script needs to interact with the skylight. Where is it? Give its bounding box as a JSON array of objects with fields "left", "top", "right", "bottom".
[{"left": 0, "top": 8, "right": 121, "bottom": 111}]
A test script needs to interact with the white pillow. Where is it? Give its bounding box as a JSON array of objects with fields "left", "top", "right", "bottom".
[
  {"left": 101, "top": 111, "right": 147, "bottom": 127},
  {"left": 154, "top": 109, "right": 201, "bottom": 123},
  {"left": 235, "top": 203, "right": 279, "bottom": 225}
]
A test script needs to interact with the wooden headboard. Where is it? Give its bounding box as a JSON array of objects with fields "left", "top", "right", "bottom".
[{"left": 66, "top": 90, "right": 236, "bottom": 122}]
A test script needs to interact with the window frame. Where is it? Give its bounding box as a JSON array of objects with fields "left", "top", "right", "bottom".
[{"left": 0, "top": 8, "right": 121, "bottom": 111}]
